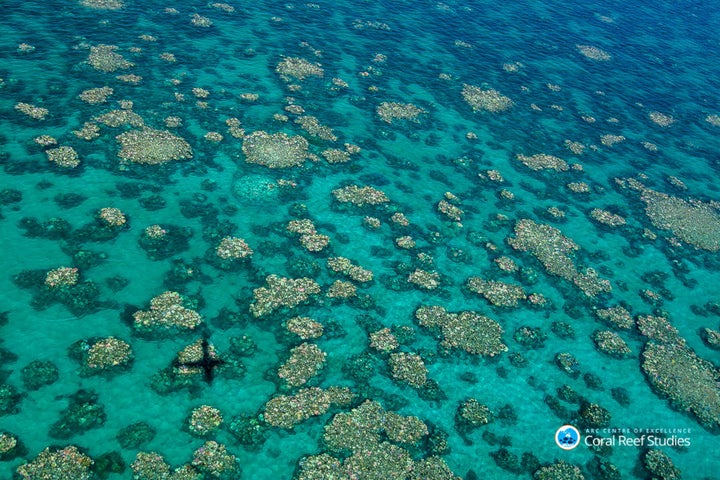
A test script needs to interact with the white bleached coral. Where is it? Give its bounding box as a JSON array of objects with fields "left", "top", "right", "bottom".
[
  {"left": 515, "top": 153, "right": 569, "bottom": 172},
  {"left": 642, "top": 342, "right": 720, "bottom": 428},
  {"left": 87, "top": 44, "right": 133, "bottom": 72},
  {"left": 376, "top": 102, "right": 426, "bottom": 124},
  {"left": 415, "top": 306, "right": 507, "bottom": 357},
  {"left": 116, "top": 128, "right": 192, "bottom": 165},
  {"left": 133, "top": 291, "right": 202, "bottom": 332},
  {"left": 462, "top": 84, "right": 513, "bottom": 112},
  {"left": 46, "top": 146, "right": 80, "bottom": 168},
  {"left": 508, "top": 219, "right": 611, "bottom": 296},
  {"left": 242, "top": 131, "right": 311, "bottom": 168},
  {"left": 278, "top": 342, "right": 327, "bottom": 388},
  {"left": 576, "top": 44, "right": 611, "bottom": 61},
  {"left": 250, "top": 275, "right": 320, "bottom": 317},
  {"left": 333, "top": 185, "right": 389, "bottom": 206},
  {"left": 276, "top": 57, "right": 324, "bottom": 81},
  {"left": 466, "top": 278, "right": 526, "bottom": 307},
  {"left": 17, "top": 446, "right": 93, "bottom": 480},
  {"left": 216, "top": 236, "right": 253, "bottom": 260}
]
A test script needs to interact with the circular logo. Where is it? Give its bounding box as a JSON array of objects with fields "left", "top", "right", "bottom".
[{"left": 555, "top": 425, "right": 580, "bottom": 450}]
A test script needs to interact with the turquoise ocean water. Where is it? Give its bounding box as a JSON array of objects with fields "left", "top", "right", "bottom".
[{"left": 1, "top": 0, "right": 719, "bottom": 478}]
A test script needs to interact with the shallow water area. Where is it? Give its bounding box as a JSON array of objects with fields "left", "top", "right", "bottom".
[{"left": 1, "top": 0, "right": 719, "bottom": 479}]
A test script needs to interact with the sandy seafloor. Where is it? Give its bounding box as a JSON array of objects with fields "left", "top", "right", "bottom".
[{"left": 0, "top": 0, "right": 719, "bottom": 478}]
